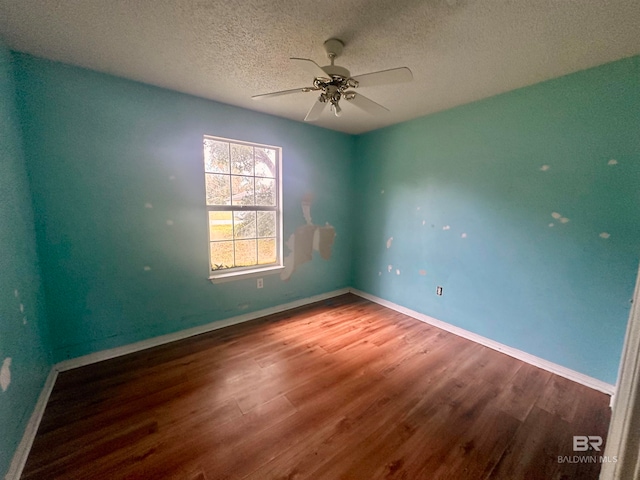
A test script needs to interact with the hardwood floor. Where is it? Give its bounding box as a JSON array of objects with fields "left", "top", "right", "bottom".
[{"left": 22, "top": 294, "right": 611, "bottom": 479}]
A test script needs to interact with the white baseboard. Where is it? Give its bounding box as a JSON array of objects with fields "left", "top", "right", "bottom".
[
  {"left": 5, "top": 366, "right": 58, "bottom": 480},
  {"left": 56, "top": 288, "right": 350, "bottom": 372},
  {"left": 349, "top": 288, "right": 615, "bottom": 396}
]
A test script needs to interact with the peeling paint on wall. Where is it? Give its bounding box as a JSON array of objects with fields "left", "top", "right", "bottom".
[
  {"left": 281, "top": 196, "right": 336, "bottom": 281},
  {"left": 0, "top": 358, "right": 11, "bottom": 392}
]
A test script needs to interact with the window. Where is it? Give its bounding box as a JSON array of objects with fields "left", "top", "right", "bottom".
[{"left": 203, "top": 136, "right": 283, "bottom": 282}]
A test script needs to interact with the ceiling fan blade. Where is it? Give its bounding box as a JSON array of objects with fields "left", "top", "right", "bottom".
[
  {"left": 291, "top": 57, "right": 330, "bottom": 79},
  {"left": 304, "top": 98, "right": 327, "bottom": 122},
  {"left": 345, "top": 93, "right": 389, "bottom": 115},
  {"left": 252, "top": 87, "right": 312, "bottom": 100},
  {"left": 351, "top": 67, "right": 413, "bottom": 88}
]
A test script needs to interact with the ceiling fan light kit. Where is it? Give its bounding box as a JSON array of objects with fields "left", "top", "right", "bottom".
[{"left": 252, "top": 38, "right": 413, "bottom": 122}]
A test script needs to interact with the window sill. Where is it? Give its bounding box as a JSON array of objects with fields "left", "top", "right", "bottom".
[{"left": 209, "top": 265, "right": 285, "bottom": 284}]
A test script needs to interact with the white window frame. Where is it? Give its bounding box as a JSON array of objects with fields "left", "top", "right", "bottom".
[{"left": 204, "top": 135, "right": 284, "bottom": 283}]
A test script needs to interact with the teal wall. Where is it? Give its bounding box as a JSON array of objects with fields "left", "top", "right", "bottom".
[
  {"left": 352, "top": 56, "right": 640, "bottom": 385},
  {"left": 0, "top": 42, "right": 52, "bottom": 476},
  {"left": 12, "top": 53, "right": 354, "bottom": 362}
]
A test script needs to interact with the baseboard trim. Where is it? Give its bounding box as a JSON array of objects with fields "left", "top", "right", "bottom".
[
  {"left": 349, "top": 288, "right": 615, "bottom": 396},
  {"left": 56, "top": 287, "right": 351, "bottom": 372},
  {"left": 5, "top": 366, "right": 58, "bottom": 480}
]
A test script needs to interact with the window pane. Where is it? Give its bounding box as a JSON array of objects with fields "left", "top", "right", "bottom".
[
  {"left": 210, "top": 241, "right": 234, "bottom": 270},
  {"left": 255, "top": 178, "right": 276, "bottom": 206},
  {"left": 258, "top": 238, "right": 276, "bottom": 265},
  {"left": 231, "top": 144, "right": 254, "bottom": 175},
  {"left": 235, "top": 239, "right": 257, "bottom": 267},
  {"left": 231, "top": 175, "right": 255, "bottom": 206},
  {"left": 257, "top": 211, "right": 276, "bottom": 237},
  {"left": 234, "top": 211, "right": 256, "bottom": 239},
  {"left": 205, "top": 174, "right": 231, "bottom": 205},
  {"left": 255, "top": 148, "right": 276, "bottom": 178},
  {"left": 204, "top": 139, "right": 230, "bottom": 173},
  {"left": 209, "top": 211, "right": 232, "bottom": 241}
]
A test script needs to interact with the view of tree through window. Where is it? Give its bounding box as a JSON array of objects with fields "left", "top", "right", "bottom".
[{"left": 204, "top": 136, "right": 280, "bottom": 273}]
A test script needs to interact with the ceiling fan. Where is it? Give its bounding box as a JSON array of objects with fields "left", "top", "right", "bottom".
[{"left": 252, "top": 38, "right": 413, "bottom": 121}]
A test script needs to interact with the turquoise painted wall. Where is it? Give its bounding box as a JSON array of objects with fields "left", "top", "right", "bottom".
[
  {"left": 12, "top": 53, "right": 354, "bottom": 362},
  {"left": 352, "top": 56, "right": 640, "bottom": 385},
  {"left": 0, "top": 42, "right": 52, "bottom": 476}
]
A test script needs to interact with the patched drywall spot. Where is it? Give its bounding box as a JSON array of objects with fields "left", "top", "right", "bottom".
[
  {"left": 386, "top": 237, "right": 393, "bottom": 248},
  {"left": 549, "top": 223, "right": 555, "bottom": 227},
  {"left": 145, "top": 203, "right": 153, "bottom": 209},
  {"left": 1, "top": 358, "right": 11, "bottom": 392},
  {"left": 460, "top": 233, "right": 467, "bottom": 239},
  {"left": 608, "top": 159, "right": 618, "bottom": 166},
  {"left": 540, "top": 165, "right": 550, "bottom": 171},
  {"left": 419, "top": 269, "right": 427, "bottom": 276},
  {"left": 559, "top": 217, "right": 570, "bottom": 224},
  {"left": 281, "top": 196, "right": 336, "bottom": 281},
  {"left": 442, "top": 225, "right": 450, "bottom": 231},
  {"left": 551, "top": 212, "right": 562, "bottom": 219},
  {"left": 143, "top": 266, "right": 151, "bottom": 271},
  {"left": 166, "top": 220, "right": 174, "bottom": 226},
  {"left": 599, "top": 232, "right": 611, "bottom": 239},
  {"left": 388, "top": 265, "right": 392, "bottom": 273},
  {"left": 396, "top": 269, "right": 400, "bottom": 275},
  {"left": 19, "top": 303, "right": 24, "bottom": 313}
]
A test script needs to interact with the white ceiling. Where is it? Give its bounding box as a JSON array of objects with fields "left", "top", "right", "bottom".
[{"left": 1, "top": 0, "right": 639, "bottom": 134}]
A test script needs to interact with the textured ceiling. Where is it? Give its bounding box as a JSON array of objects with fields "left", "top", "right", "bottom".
[{"left": 0, "top": 0, "right": 639, "bottom": 134}]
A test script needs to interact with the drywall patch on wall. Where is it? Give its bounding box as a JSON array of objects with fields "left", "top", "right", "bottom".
[
  {"left": 281, "top": 196, "right": 336, "bottom": 281},
  {"left": 0, "top": 358, "right": 11, "bottom": 392}
]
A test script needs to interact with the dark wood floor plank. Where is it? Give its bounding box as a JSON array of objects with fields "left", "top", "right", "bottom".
[{"left": 21, "top": 294, "right": 611, "bottom": 480}]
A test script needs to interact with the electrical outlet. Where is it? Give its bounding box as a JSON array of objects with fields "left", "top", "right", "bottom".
[
  {"left": 436, "top": 286, "right": 443, "bottom": 296},
  {"left": 257, "top": 278, "right": 263, "bottom": 289}
]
